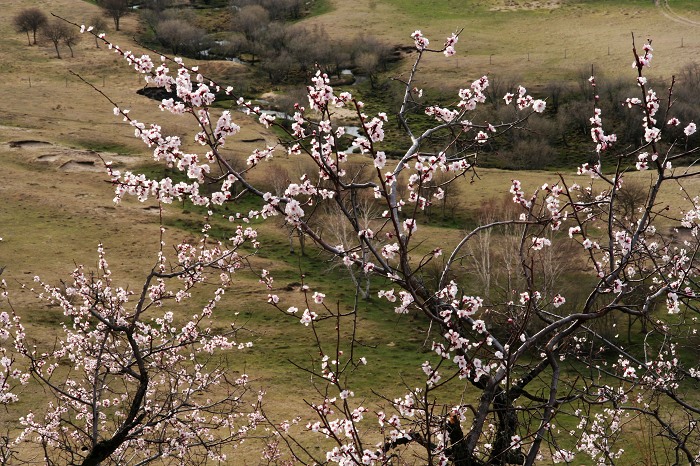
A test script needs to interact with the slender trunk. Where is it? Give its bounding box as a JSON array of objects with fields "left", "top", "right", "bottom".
[
  {"left": 299, "top": 231, "right": 305, "bottom": 256},
  {"left": 26, "top": 30, "right": 31, "bottom": 46}
]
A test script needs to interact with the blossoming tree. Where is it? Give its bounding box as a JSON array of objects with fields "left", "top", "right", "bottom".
[{"left": 1, "top": 19, "right": 700, "bottom": 466}]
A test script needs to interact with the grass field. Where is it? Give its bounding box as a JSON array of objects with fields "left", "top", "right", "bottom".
[
  {"left": 302, "top": 0, "right": 700, "bottom": 87},
  {"left": 1, "top": 0, "right": 700, "bottom": 463}
]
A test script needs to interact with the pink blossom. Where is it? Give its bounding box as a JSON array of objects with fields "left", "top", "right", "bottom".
[
  {"left": 402, "top": 219, "right": 417, "bottom": 234},
  {"left": 475, "top": 131, "right": 488, "bottom": 143},
  {"left": 411, "top": 30, "right": 429, "bottom": 50},
  {"left": 552, "top": 294, "right": 566, "bottom": 308},
  {"left": 531, "top": 237, "right": 552, "bottom": 250},
  {"left": 300, "top": 309, "right": 317, "bottom": 326},
  {"left": 532, "top": 100, "right": 546, "bottom": 113},
  {"left": 684, "top": 122, "right": 697, "bottom": 136}
]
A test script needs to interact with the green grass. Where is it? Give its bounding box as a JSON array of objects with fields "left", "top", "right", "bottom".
[
  {"left": 74, "top": 139, "right": 138, "bottom": 154},
  {"left": 377, "top": 0, "right": 666, "bottom": 20},
  {"left": 307, "top": 0, "right": 333, "bottom": 17},
  {"left": 378, "top": 0, "right": 490, "bottom": 18},
  {"left": 2, "top": 0, "right": 699, "bottom": 462}
]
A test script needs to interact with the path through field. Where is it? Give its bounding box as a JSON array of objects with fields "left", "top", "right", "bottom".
[{"left": 656, "top": 1, "right": 700, "bottom": 27}]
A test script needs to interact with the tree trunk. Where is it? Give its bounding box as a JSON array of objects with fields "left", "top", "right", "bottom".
[{"left": 490, "top": 390, "right": 524, "bottom": 465}]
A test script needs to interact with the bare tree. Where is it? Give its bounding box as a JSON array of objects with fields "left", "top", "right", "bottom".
[
  {"left": 231, "top": 4, "right": 269, "bottom": 43},
  {"left": 13, "top": 8, "right": 47, "bottom": 46},
  {"left": 41, "top": 19, "right": 70, "bottom": 59},
  {"left": 88, "top": 15, "right": 109, "bottom": 48},
  {"left": 62, "top": 27, "right": 81, "bottom": 58},
  {"left": 98, "top": 0, "right": 130, "bottom": 31},
  {"left": 355, "top": 51, "right": 380, "bottom": 88},
  {"left": 351, "top": 34, "right": 393, "bottom": 73},
  {"left": 323, "top": 195, "right": 380, "bottom": 300},
  {"left": 260, "top": 49, "right": 295, "bottom": 83},
  {"left": 231, "top": 0, "right": 304, "bottom": 20},
  {"left": 155, "top": 18, "right": 206, "bottom": 55}
]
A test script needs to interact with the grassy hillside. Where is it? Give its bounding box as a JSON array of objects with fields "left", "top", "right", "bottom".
[
  {"left": 301, "top": 0, "right": 700, "bottom": 86},
  {"left": 1, "top": 0, "right": 700, "bottom": 462}
]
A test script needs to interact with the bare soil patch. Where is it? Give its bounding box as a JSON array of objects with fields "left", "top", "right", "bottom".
[
  {"left": 8, "top": 140, "right": 52, "bottom": 148},
  {"left": 490, "top": 0, "right": 562, "bottom": 11},
  {"left": 4, "top": 140, "right": 142, "bottom": 172}
]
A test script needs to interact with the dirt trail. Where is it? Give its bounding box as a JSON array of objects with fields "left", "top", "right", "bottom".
[{"left": 655, "top": 1, "right": 700, "bottom": 27}]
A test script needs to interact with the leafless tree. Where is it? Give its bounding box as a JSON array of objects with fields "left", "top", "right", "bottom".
[
  {"left": 155, "top": 18, "right": 206, "bottom": 55},
  {"left": 230, "top": 0, "right": 303, "bottom": 20},
  {"left": 13, "top": 8, "right": 47, "bottom": 46},
  {"left": 98, "top": 0, "right": 130, "bottom": 31},
  {"left": 323, "top": 194, "right": 380, "bottom": 300},
  {"left": 261, "top": 50, "right": 295, "bottom": 83},
  {"left": 88, "top": 15, "right": 109, "bottom": 48},
  {"left": 41, "top": 19, "right": 70, "bottom": 59},
  {"left": 231, "top": 4, "right": 269, "bottom": 43},
  {"left": 62, "top": 27, "right": 81, "bottom": 58},
  {"left": 355, "top": 51, "right": 380, "bottom": 89}
]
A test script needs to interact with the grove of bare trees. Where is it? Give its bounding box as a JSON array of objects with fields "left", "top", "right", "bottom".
[
  {"left": 13, "top": 8, "right": 48, "bottom": 46},
  {"left": 41, "top": 19, "right": 74, "bottom": 59}
]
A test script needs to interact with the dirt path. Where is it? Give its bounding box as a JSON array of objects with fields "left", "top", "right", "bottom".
[{"left": 655, "top": 1, "right": 700, "bottom": 27}]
